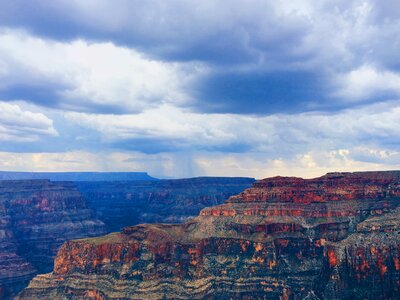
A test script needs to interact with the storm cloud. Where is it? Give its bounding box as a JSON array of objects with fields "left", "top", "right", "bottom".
[{"left": 0, "top": 0, "right": 399, "bottom": 177}]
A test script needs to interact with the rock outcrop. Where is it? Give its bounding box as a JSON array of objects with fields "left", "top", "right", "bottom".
[
  {"left": 322, "top": 207, "right": 400, "bottom": 299},
  {"left": 17, "top": 171, "right": 400, "bottom": 299},
  {"left": 0, "top": 180, "right": 107, "bottom": 299},
  {"left": 77, "top": 177, "right": 255, "bottom": 231}
]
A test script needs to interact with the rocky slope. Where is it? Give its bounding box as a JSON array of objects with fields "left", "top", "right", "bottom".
[
  {"left": 77, "top": 177, "right": 255, "bottom": 231},
  {"left": 17, "top": 171, "right": 400, "bottom": 299},
  {"left": 0, "top": 180, "right": 107, "bottom": 299}
]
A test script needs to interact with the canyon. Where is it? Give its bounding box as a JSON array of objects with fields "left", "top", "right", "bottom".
[
  {"left": 0, "top": 177, "right": 254, "bottom": 299},
  {"left": 16, "top": 171, "right": 400, "bottom": 299},
  {"left": 0, "top": 180, "right": 107, "bottom": 299},
  {"left": 78, "top": 177, "right": 255, "bottom": 230}
]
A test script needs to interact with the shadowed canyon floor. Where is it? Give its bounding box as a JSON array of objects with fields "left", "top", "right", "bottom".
[
  {"left": 16, "top": 171, "right": 400, "bottom": 299},
  {"left": 78, "top": 177, "right": 255, "bottom": 231}
]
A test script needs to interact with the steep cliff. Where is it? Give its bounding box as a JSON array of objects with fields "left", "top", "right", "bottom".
[
  {"left": 77, "top": 177, "right": 255, "bottom": 230},
  {"left": 0, "top": 192, "right": 35, "bottom": 298},
  {"left": 0, "top": 180, "right": 107, "bottom": 299},
  {"left": 322, "top": 206, "right": 400, "bottom": 299},
  {"left": 17, "top": 171, "right": 400, "bottom": 299}
]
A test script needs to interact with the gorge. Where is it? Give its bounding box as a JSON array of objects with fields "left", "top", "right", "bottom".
[
  {"left": 0, "top": 177, "right": 254, "bottom": 299},
  {"left": 15, "top": 171, "right": 400, "bottom": 299}
]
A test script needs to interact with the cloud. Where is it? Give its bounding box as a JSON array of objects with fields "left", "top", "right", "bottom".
[
  {"left": 194, "top": 70, "right": 330, "bottom": 114},
  {"left": 0, "top": 1, "right": 399, "bottom": 177},
  {"left": 335, "top": 65, "right": 400, "bottom": 101},
  {"left": 63, "top": 101, "right": 400, "bottom": 156},
  {"left": 64, "top": 105, "right": 257, "bottom": 152},
  {"left": 1, "top": 0, "right": 398, "bottom": 69},
  {"left": 0, "top": 151, "right": 102, "bottom": 172},
  {"left": 0, "top": 151, "right": 203, "bottom": 178},
  {"left": 0, "top": 148, "right": 398, "bottom": 179},
  {"left": 193, "top": 149, "right": 400, "bottom": 179},
  {"left": 0, "top": 101, "right": 58, "bottom": 142},
  {"left": 0, "top": 29, "right": 204, "bottom": 114},
  {"left": 349, "top": 147, "right": 400, "bottom": 165},
  {"left": 0, "top": 0, "right": 313, "bottom": 65},
  {"left": 1, "top": 1, "right": 400, "bottom": 115}
]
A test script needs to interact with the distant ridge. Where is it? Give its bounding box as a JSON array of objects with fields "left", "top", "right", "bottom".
[{"left": 0, "top": 171, "right": 158, "bottom": 181}]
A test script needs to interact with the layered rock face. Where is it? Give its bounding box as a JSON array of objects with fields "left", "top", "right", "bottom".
[
  {"left": 0, "top": 177, "right": 253, "bottom": 298},
  {"left": 322, "top": 207, "right": 400, "bottom": 299},
  {"left": 0, "top": 180, "right": 107, "bottom": 299},
  {"left": 18, "top": 171, "right": 400, "bottom": 299},
  {"left": 77, "top": 177, "right": 255, "bottom": 231},
  {"left": 0, "top": 190, "right": 35, "bottom": 298}
]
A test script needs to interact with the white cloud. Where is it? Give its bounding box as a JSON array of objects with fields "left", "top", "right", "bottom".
[
  {"left": 64, "top": 105, "right": 263, "bottom": 148},
  {"left": 349, "top": 146, "right": 400, "bottom": 164},
  {"left": 0, "top": 151, "right": 102, "bottom": 172},
  {"left": 0, "top": 101, "right": 58, "bottom": 142},
  {"left": 194, "top": 149, "right": 400, "bottom": 179},
  {"left": 0, "top": 29, "right": 205, "bottom": 113},
  {"left": 335, "top": 65, "right": 400, "bottom": 100},
  {"left": 64, "top": 101, "right": 400, "bottom": 153}
]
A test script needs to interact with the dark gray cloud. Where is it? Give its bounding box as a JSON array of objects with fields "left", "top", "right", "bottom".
[
  {"left": 1, "top": 0, "right": 399, "bottom": 116},
  {"left": 0, "top": 1, "right": 311, "bottom": 64},
  {"left": 0, "top": 0, "right": 399, "bottom": 177},
  {"left": 193, "top": 70, "right": 331, "bottom": 114},
  {"left": 0, "top": 0, "right": 396, "bottom": 67}
]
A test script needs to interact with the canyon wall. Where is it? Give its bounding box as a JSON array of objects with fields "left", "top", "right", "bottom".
[
  {"left": 17, "top": 171, "right": 400, "bottom": 299},
  {"left": 0, "top": 177, "right": 254, "bottom": 299},
  {"left": 0, "top": 180, "right": 107, "bottom": 299},
  {"left": 77, "top": 177, "right": 255, "bottom": 231}
]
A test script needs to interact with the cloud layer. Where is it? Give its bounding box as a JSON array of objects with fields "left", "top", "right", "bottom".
[
  {"left": 0, "top": 101, "right": 57, "bottom": 142},
  {"left": 63, "top": 102, "right": 399, "bottom": 153},
  {"left": 0, "top": 29, "right": 204, "bottom": 114},
  {"left": 0, "top": 0, "right": 399, "bottom": 177}
]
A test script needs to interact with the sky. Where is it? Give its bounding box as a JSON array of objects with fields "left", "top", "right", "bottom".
[{"left": 0, "top": 0, "right": 399, "bottom": 179}]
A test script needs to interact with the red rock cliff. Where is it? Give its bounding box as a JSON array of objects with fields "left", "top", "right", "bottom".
[{"left": 17, "top": 171, "right": 400, "bottom": 300}]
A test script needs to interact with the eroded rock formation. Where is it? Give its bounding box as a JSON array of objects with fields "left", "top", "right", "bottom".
[
  {"left": 17, "top": 171, "right": 400, "bottom": 299},
  {"left": 0, "top": 177, "right": 254, "bottom": 299},
  {"left": 0, "top": 180, "right": 107, "bottom": 299},
  {"left": 321, "top": 207, "right": 400, "bottom": 299}
]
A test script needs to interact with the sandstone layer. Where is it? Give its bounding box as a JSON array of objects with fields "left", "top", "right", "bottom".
[
  {"left": 17, "top": 171, "right": 400, "bottom": 299},
  {"left": 0, "top": 180, "right": 107, "bottom": 299}
]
